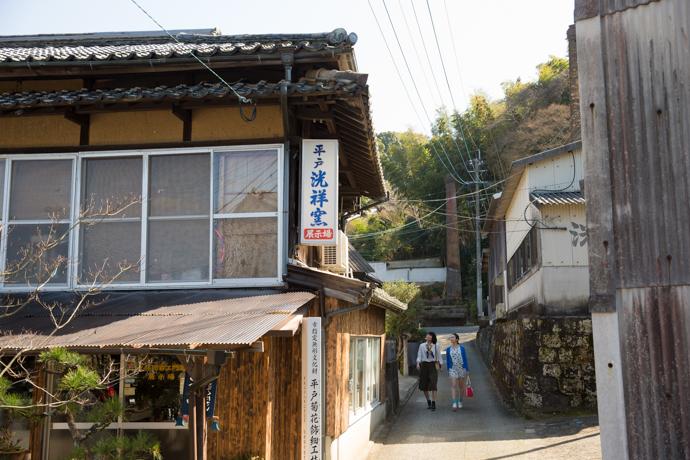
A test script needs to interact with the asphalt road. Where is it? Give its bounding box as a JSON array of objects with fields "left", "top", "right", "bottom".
[{"left": 367, "top": 327, "right": 602, "bottom": 460}]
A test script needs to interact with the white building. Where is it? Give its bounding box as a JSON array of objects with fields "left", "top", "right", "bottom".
[{"left": 485, "top": 141, "right": 589, "bottom": 317}]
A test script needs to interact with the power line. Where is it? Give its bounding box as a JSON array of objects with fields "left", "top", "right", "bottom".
[
  {"left": 425, "top": 0, "right": 475, "bottom": 171},
  {"left": 128, "top": 0, "right": 250, "bottom": 105},
  {"left": 409, "top": 0, "right": 473, "bottom": 174},
  {"left": 380, "top": 0, "right": 470, "bottom": 185},
  {"left": 368, "top": 0, "right": 468, "bottom": 186}
]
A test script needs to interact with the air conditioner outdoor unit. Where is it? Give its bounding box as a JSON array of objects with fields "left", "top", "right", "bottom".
[{"left": 319, "top": 230, "right": 350, "bottom": 275}]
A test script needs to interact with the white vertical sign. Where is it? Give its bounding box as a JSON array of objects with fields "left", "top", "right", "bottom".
[
  {"left": 300, "top": 139, "right": 339, "bottom": 246},
  {"left": 302, "top": 317, "right": 323, "bottom": 460}
]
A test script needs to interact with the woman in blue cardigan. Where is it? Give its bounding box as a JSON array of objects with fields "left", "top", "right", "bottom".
[{"left": 446, "top": 333, "right": 469, "bottom": 411}]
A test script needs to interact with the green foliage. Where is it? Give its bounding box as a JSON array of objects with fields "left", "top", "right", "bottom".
[
  {"left": 382, "top": 281, "right": 421, "bottom": 305},
  {"left": 59, "top": 366, "right": 101, "bottom": 393},
  {"left": 39, "top": 347, "right": 89, "bottom": 368},
  {"left": 85, "top": 397, "right": 123, "bottom": 424},
  {"left": 0, "top": 377, "right": 32, "bottom": 453},
  {"left": 383, "top": 281, "right": 425, "bottom": 352},
  {"left": 69, "top": 431, "right": 163, "bottom": 460}
]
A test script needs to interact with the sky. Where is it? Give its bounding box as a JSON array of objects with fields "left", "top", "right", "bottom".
[{"left": 0, "top": 0, "right": 575, "bottom": 134}]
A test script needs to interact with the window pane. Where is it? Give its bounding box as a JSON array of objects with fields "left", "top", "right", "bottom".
[
  {"left": 214, "top": 150, "right": 278, "bottom": 213},
  {"left": 82, "top": 157, "right": 142, "bottom": 218},
  {"left": 80, "top": 222, "right": 141, "bottom": 283},
  {"left": 5, "top": 224, "right": 69, "bottom": 284},
  {"left": 356, "top": 339, "right": 366, "bottom": 410},
  {"left": 10, "top": 160, "right": 72, "bottom": 220},
  {"left": 125, "top": 356, "right": 185, "bottom": 422},
  {"left": 369, "top": 338, "right": 380, "bottom": 403},
  {"left": 147, "top": 219, "right": 209, "bottom": 282},
  {"left": 149, "top": 154, "right": 209, "bottom": 217},
  {"left": 214, "top": 218, "right": 277, "bottom": 279}
]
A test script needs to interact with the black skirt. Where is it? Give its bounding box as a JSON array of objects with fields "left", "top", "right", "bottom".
[{"left": 419, "top": 361, "right": 438, "bottom": 392}]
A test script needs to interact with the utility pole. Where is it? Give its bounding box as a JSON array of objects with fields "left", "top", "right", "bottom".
[
  {"left": 445, "top": 175, "right": 462, "bottom": 301},
  {"left": 471, "top": 152, "right": 485, "bottom": 318}
]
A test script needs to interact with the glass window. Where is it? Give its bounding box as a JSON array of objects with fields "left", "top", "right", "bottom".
[
  {"left": 5, "top": 159, "right": 73, "bottom": 286},
  {"left": 147, "top": 154, "right": 210, "bottom": 283},
  {"left": 150, "top": 154, "right": 209, "bottom": 217},
  {"left": 212, "top": 150, "right": 279, "bottom": 280},
  {"left": 349, "top": 337, "right": 381, "bottom": 416},
  {"left": 79, "top": 157, "right": 142, "bottom": 284},
  {"left": 214, "top": 218, "right": 277, "bottom": 279},
  {"left": 80, "top": 222, "right": 141, "bottom": 283},
  {"left": 10, "top": 159, "right": 72, "bottom": 220},
  {"left": 5, "top": 224, "right": 70, "bottom": 285},
  {"left": 0, "top": 146, "right": 281, "bottom": 289},
  {"left": 147, "top": 220, "right": 209, "bottom": 282},
  {"left": 214, "top": 150, "right": 277, "bottom": 213},
  {"left": 81, "top": 157, "right": 142, "bottom": 218},
  {"left": 124, "top": 356, "right": 185, "bottom": 423}
]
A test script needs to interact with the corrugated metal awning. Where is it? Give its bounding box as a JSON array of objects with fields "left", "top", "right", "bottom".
[
  {"left": 530, "top": 191, "right": 585, "bottom": 206},
  {"left": 0, "top": 290, "right": 314, "bottom": 351}
]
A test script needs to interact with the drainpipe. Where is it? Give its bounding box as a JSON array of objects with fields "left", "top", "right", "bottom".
[{"left": 281, "top": 51, "right": 294, "bottom": 280}]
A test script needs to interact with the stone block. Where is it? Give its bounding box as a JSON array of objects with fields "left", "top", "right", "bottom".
[
  {"left": 539, "top": 347, "right": 557, "bottom": 363},
  {"left": 543, "top": 364, "right": 561, "bottom": 378},
  {"left": 541, "top": 333, "right": 562, "bottom": 348},
  {"left": 524, "top": 392, "right": 543, "bottom": 408},
  {"left": 523, "top": 375, "right": 539, "bottom": 392},
  {"left": 539, "top": 376, "right": 560, "bottom": 393},
  {"left": 560, "top": 377, "right": 584, "bottom": 395},
  {"left": 558, "top": 348, "right": 574, "bottom": 363}
]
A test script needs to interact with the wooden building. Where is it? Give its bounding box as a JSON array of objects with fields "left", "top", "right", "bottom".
[{"left": 0, "top": 28, "right": 405, "bottom": 460}]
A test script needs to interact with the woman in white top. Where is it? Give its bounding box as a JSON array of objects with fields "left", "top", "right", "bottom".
[{"left": 416, "top": 332, "right": 441, "bottom": 411}]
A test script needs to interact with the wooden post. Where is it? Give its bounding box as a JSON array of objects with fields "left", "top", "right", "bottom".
[{"left": 445, "top": 175, "right": 462, "bottom": 300}]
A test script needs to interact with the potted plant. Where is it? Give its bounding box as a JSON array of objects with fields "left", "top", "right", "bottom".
[{"left": 0, "top": 377, "right": 31, "bottom": 460}]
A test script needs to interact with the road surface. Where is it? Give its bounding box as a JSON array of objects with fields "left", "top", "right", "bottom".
[{"left": 368, "top": 327, "right": 601, "bottom": 460}]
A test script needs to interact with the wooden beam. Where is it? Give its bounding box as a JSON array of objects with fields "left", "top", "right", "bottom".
[
  {"left": 63, "top": 110, "right": 89, "bottom": 145},
  {"left": 0, "top": 137, "right": 285, "bottom": 155},
  {"left": 172, "top": 105, "right": 192, "bottom": 142}
]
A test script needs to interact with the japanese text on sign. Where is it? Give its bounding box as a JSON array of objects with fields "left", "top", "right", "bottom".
[
  {"left": 302, "top": 317, "right": 322, "bottom": 460},
  {"left": 301, "top": 140, "right": 338, "bottom": 245}
]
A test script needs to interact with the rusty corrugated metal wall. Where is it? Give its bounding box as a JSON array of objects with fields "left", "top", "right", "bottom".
[{"left": 576, "top": 0, "right": 690, "bottom": 458}]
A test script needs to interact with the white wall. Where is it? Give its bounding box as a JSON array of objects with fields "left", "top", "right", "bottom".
[
  {"left": 541, "top": 266, "right": 589, "bottom": 310},
  {"left": 541, "top": 204, "right": 588, "bottom": 267},
  {"left": 528, "top": 149, "right": 583, "bottom": 192},
  {"left": 369, "top": 262, "right": 446, "bottom": 284},
  {"left": 507, "top": 268, "right": 541, "bottom": 311},
  {"left": 326, "top": 403, "right": 386, "bottom": 460},
  {"left": 507, "top": 265, "right": 588, "bottom": 313},
  {"left": 505, "top": 171, "right": 533, "bottom": 261}
]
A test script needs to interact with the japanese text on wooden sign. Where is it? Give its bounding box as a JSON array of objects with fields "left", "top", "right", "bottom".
[
  {"left": 301, "top": 139, "right": 339, "bottom": 246},
  {"left": 302, "top": 317, "right": 323, "bottom": 460}
]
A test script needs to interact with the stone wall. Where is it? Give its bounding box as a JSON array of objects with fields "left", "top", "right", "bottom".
[{"left": 477, "top": 316, "right": 596, "bottom": 415}]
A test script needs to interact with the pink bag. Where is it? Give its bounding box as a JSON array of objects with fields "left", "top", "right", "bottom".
[{"left": 466, "top": 376, "right": 474, "bottom": 398}]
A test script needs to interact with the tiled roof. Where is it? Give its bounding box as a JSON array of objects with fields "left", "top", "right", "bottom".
[
  {"left": 0, "top": 28, "right": 357, "bottom": 64},
  {"left": 0, "top": 80, "right": 365, "bottom": 111},
  {"left": 530, "top": 191, "right": 585, "bottom": 206}
]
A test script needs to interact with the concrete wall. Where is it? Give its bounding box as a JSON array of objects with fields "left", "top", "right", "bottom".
[
  {"left": 476, "top": 316, "right": 596, "bottom": 415},
  {"left": 326, "top": 402, "right": 386, "bottom": 460},
  {"left": 540, "top": 204, "right": 588, "bottom": 267},
  {"left": 369, "top": 262, "right": 446, "bottom": 284}
]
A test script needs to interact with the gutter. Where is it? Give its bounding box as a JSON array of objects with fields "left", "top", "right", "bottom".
[{"left": 1, "top": 50, "right": 350, "bottom": 70}]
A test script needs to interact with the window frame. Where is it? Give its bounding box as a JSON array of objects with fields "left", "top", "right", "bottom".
[
  {"left": 0, "top": 144, "right": 285, "bottom": 292},
  {"left": 348, "top": 336, "right": 382, "bottom": 420}
]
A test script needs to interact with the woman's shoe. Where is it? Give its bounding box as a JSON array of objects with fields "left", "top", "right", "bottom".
[
  {"left": 457, "top": 400, "right": 463, "bottom": 409},
  {"left": 431, "top": 401, "right": 436, "bottom": 411},
  {"left": 452, "top": 402, "right": 457, "bottom": 412}
]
